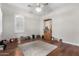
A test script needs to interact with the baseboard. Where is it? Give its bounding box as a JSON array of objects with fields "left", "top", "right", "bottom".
[{"left": 63, "top": 41, "right": 79, "bottom": 46}]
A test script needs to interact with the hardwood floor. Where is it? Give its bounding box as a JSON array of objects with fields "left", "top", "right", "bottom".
[
  {"left": 49, "top": 40, "right": 79, "bottom": 56},
  {"left": 0, "top": 39, "right": 79, "bottom": 56},
  {"left": 60, "top": 43, "right": 79, "bottom": 56}
]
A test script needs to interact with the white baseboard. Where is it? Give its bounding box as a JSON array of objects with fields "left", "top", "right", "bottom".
[{"left": 63, "top": 41, "right": 79, "bottom": 46}]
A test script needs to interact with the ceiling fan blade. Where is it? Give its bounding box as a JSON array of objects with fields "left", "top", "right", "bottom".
[{"left": 27, "top": 4, "right": 33, "bottom": 7}]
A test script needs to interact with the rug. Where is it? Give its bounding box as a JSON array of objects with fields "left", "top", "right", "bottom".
[{"left": 18, "top": 40, "right": 57, "bottom": 56}]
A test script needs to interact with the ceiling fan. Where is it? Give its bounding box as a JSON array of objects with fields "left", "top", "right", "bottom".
[
  {"left": 27, "top": 3, "right": 48, "bottom": 7},
  {"left": 27, "top": 3, "right": 48, "bottom": 12}
]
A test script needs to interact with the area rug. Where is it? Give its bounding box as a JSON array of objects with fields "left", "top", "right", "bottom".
[{"left": 18, "top": 40, "right": 57, "bottom": 56}]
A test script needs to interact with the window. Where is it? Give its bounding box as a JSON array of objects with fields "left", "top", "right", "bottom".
[{"left": 14, "top": 15, "right": 24, "bottom": 33}]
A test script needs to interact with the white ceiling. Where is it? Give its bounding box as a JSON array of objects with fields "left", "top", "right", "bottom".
[
  {"left": 1, "top": 3, "right": 79, "bottom": 17},
  {"left": 7, "top": 3, "right": 53, "bottom": 16}
]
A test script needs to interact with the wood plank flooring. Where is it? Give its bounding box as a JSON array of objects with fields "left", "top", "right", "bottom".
[
  {"left": 0, "top": 39, "right": 79, "bottom": 56},
  {"left": 50, "top": 40, "right": 79, "bottom": 56}
]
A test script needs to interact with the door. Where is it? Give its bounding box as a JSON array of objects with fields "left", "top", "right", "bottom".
[{"left": 44, "top": 19, "right": 52, "bottom": 43}]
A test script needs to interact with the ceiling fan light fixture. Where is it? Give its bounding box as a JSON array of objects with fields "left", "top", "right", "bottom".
[{"left": 35, "top": 7, "right": 42, "bottom": 12}]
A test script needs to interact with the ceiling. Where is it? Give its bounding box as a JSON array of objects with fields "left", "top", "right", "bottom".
[
  {"left": 1, "top": 3, "right": 79, "bottom": 17},
  {"left": 6, "top": 3, "right": 54, "bottom": 16}
]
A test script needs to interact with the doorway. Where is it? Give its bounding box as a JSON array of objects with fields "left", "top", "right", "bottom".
[{"left": 44, "top": 19, "right": 52, "bottom": 43}]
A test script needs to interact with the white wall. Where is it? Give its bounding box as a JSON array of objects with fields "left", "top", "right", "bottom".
[
  {"left": 41, "top": 4, "right": 79, "bottom": 46},
  {"left": 2, "top": 3, "right": 79, "bottom": 46},
  {"left": 1, "top": 4, "right": 40, "bottom": 39},
  {"left": 0, "top": 8, "right": 2, "bottom": 40}
]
